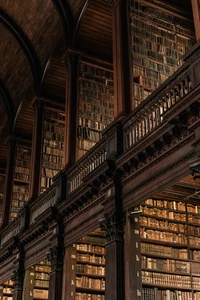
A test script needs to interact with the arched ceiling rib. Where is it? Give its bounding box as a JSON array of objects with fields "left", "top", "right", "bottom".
[{"left": 0, "top": 79, "right": 14, "bottom": 134}]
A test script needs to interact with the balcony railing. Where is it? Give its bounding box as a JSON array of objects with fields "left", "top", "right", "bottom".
[
  {"left": 1, "top": 42, "right": 200, "bottom": 246},
  {"left": 123, "top": 61, "right": 193, "bottom": 151},
  {"left": 67, "top": 138, "right": 107, "bottom": 195}
]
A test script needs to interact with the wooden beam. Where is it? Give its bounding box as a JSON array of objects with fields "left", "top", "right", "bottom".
[{"left": 191, "top": 0, "right": 200, "bottom": 41}]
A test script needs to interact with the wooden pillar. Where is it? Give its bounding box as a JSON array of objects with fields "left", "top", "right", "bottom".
[
  {"left": 12, "top": 247, "right": 25, "bottom": 300},
  {"left": 29, "top": 99, "right": 44, "bottom": 200},
  {"left": 101, "top": 176, "right": 125, "bottom": 300},
  {"left": 48, "top": 218, "right": 64, "bottom": 300},
  {"left": 191, "top": 0, "right": 200, "bottom": 41},
  {"left": 64, "top": 49, "right": 79, "bottom": 167},
  {"left": 124, "top": 211, "right": 142, "bottom": 300},
  {"left": 48, "top": 246, "right": 64, "bottom": 300},
  {"left": 109, "top": 0, "right": 132, "bottom": 119},
  {"left": 1, "top": 137, "right": 16, "bottom": 227}
]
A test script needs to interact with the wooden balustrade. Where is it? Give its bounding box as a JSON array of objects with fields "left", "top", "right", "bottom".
[
  {"left": 123, "top": 66, "right": 193, "bottom": 150},
  {"left": 67, "top": 140, "right": 107, "bottom": 194}
]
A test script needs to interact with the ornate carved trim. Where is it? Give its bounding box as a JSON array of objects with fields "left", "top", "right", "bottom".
[
  {"left": 63, "top": 48, "right": 80, "bottom": 71},
  {"left": 100, "top": 211, "right": 125, "bottom": 243},
  {"left": 47, "top": 246, "right": 64, "bottom": 272}
]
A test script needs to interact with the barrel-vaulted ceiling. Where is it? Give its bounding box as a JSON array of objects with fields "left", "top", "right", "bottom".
[{"left": 0, "top": 0, "right": 193, "bottom": 172}]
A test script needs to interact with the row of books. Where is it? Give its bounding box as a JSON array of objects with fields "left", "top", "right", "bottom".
[
  {"left": 15, "top": 158, "right": 30, "bottom": 168},
  {"left": 188, "top": 215, "right": 200, "bottom": 225},
  {"left": 142, "top": 271, "right": 191, "bottom": 287},
  {"left": 141, "top": 206, "right": 187, "bottom": 221},
  {"left": 44, "top": 123, "right": 64, "bottom": 136},
  {"left": 79, "top": 109, "right": 113, "bottom": 124},
  {"left": 45, "top": 110, "right": 65, "bottom": 122},
  {"left": 141, "top": 243, "right": 188, "bottom": 259},
  {"left": 79, "top": 117, "right": 106, "bottom": 132},
  {"left": 142, "top": 288, "right": 193, "bottom": 300},
  {"left": 144, "top": 199, "right": 187, "bottom": 211},
  {"left": 76, "top": 264, "right": 105, "bottom": 276},
  {"left": 78, "top": 126, "right": 102, "bottom": 143},
  {"left": 77, "top": 244, "right": 105, "bottom": 255},
  {"left": 76, "top": 293, "right": 105, "bottom": 300},
  {"left": 44, "top": 131, "right": 64, "bottom": 143},
  {"left": 80, "top": 78, "right": 113, "bottom": 93},
  {"left": 12, "top": 193, "right": 28, "bottom": 202},
  {"left": 142, "top": 256, "right": 190, "bottom": 273},
  {"left": 43, "top": 152, "right": 63, "bottom": 163},
  {"left": 43, "top": 138, "right": 63, "bottom": 149},
  {"left": 131, "top": 0, "right": 194, "bottom": 37},
  {"left": 141, "top": 216, "right": 186, "bottom": 232},
  {"left": 141, "top": 228, "right": 188, "bottom": 244},
  {"left": 16, "top": 147, "right": 31, "bottom": 161},
  {"left": 76, "top": 276, "right": 105, "bottom": 290},
  {"left": 78, "top": 139, "right": 96, "bottom": 151},
  {"left": 79, "top": 99, "right": 114, "bottom": 112},
  {"left": 133, "top": 83, "right": 152, "bottom": 100},
  {"left": 33, "top": 289, "right": 48, "bottom": 299},
  {"left": 77, "top": 253, "right": 105, "bottom": 264},
  {"left": 35, "top": 280, "right": 49, "bottom": 288},
  {"left": 80, "top": 63, "right": 113, "bottom": 80},
  {"left": 79, "top": 92, "right": 113, "bottom": 103},
  {"left": 13, "top": 184, "right": 28, "bottom": 194},
  {"left": 133, "top": 55, "right": 175, "bottom": 76}
]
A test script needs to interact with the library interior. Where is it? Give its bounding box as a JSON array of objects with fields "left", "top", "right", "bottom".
[{"left": 1, "top": 0, "right": 200, "bottom": 299}]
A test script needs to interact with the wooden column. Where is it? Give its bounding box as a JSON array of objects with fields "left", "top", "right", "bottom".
[
  {"left": 48, "top": 218, "right": 64, "bottom": 300},
  {"left": 191, "top": 0, "right": 200, "bottom": 41},
  {"left": 64, "top": 49, "right": 79, "bottom": 167},
  {"left": 1, "top": 137, "right": 16, "bottom": 227},
  {"left": 109, "top": 0, "right": 132, "bottom": 118},
  {"left": 12, "top": 247, "right": 25, "bottom": 300},
  {"left": 29, "top": 99, "right": 44, "bottom": 200},
  {"left": 48, "top": 246, "right": 64, "bottom": 300},
  {"left": 101, "top": 176, "right": 125, "bottom": 300},
  {"left": 124, "top": 211, "right": 142, "bottom": 300}
]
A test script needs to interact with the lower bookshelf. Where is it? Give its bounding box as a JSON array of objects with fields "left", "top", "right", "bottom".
[
  {"left": 67, "top": 231, "right": 106, "bottom": 300},
  {"left": 0, "top": 280, "right": 13, "bottom": 300}
]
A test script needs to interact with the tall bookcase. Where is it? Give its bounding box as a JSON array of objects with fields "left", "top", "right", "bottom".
[
  {"left": 68, "top": 230, "right": 106, "bottom": 300},
  {"left": 135, "top": 198, "right": 200, "bottom": 300},
  {"left": 0, "top": 280, "right": 14, "bottom": 300},
  {"left": 78, "top": 60, "right": 114, "bottom": 159},
  {"left": 41, "top": 108, "right": 65, "bottom": 194},
  {"left": 27, "top": 259, "right": 50, "bottom": 300},
  {"left": 129, "top": 0, "right": 195, "bottom": 108},
  {"left": 11, "top": 144, "right": 31, "bottom": 221}
]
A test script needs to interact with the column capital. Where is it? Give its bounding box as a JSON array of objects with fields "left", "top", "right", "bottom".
[
  {"left": 100, "top": 211, "right": 125, "bottom": 243},
  {"left": 32, "top": 97, "right": 44, "bottom": 114},
  {"left": 47, "top": 246, "right": 64, "bottom": 272},
  {"left": 11, "top": 269, "right": 24, "bottom": 289},
  {"left": 63, "top": 48, "right": 80, "bottom": 71}
]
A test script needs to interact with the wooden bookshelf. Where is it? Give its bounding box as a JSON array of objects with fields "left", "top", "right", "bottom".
[
  {"left": 137, "top": 198, "right": 200, "bottom": 300},
  {"left": 11, "top": 145, "right": 31, "bottom": 220},
  {"left": 28, "top": 260, "right": 50, "bottom": 300},
  {"left": 129, "top": 0, "right": 195, "bottom": 109},
  {"left": 0, "top": 280, "right": 14, "bottom": 300},
  {"left": 41, "top": 109, "right": 65, "bottom": 194},
  {"left": 78, "top": 60, "right": 114, "bottom": 159},
  {"left": 68, "top": 231, "right": 106, "bottom": 300}
]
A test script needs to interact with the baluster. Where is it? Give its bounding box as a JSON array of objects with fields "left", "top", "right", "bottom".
[
  {"left": 131, "top": 125, "right": 136, "bottom": 144},
  {"left": 188, "top": 75, "right": 193, "bottom": 91},
  {"left": 179, "top": 82, "right": 184, "bottom": 98}
]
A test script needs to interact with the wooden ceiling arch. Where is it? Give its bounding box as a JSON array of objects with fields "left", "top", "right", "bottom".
[{"left": 0, "top": 9, "right": 41, "bottom": 96}]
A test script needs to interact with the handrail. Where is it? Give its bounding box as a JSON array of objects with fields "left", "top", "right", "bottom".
[{"left": 66, "top": 138, "right": 107, "bottom": 195}]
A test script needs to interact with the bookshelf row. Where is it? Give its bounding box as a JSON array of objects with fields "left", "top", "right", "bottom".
[
  {"left": 78, "top": 61, "right": 114, "bottom": 158},
  {"left": 129, "top": 0, "right": 195, "bottom": 107}
]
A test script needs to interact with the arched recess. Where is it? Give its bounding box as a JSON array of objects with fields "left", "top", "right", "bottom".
[
  {"left": 0, "top": 9, "right": 41, "bottom": 96},
  {"left": 51, "top": 0, "right": 73, "bottom": 47},
  {"left": 0, "top": 80, "right": 14, "bottom": 135}
]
